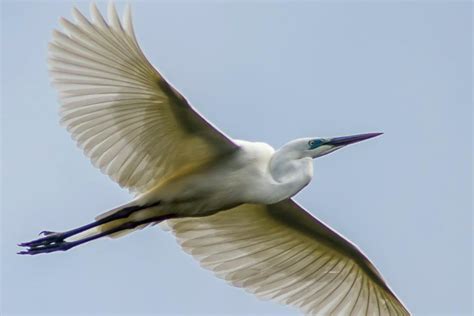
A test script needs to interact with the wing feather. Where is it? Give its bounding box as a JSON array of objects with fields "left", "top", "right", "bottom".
[
  {"left": 165, "top": 200, "right": 409, "bottom": 315},
  {"left": 50, "top": 3, "right": 238, "bottom": 193}
]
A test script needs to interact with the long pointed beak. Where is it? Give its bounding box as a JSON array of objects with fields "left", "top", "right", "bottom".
[{"left": 327, "top": 132, "right": 383, "bottom": 147}]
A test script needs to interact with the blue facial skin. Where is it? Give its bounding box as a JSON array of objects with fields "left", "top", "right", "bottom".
[{"left": 308, "top": 139, "right": 325, "bottom": 150}]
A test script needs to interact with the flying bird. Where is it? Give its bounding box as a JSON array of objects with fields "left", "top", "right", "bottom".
[{"left": 19, "top": 3, "right": 409, "bottom": 315}]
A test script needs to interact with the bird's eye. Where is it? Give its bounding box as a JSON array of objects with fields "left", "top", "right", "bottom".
[
  {"left": 308, "top": 139, "right": 326, "bottom": 149},
  {"left": 308, "top": 139, "right": 321, "bottom": 149}
]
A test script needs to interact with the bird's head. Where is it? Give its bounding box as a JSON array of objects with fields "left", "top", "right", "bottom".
[
  {"left": 301, "top": 132, "right": 383, "bottom": 159},
  {"left": 270, "top": 132, "right": 383, "bottom": 196}
]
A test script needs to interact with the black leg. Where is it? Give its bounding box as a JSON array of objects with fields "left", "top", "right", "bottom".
[
  {"left": 18, "top": 201, "right": 161, "bottom": 250},
  {"left": 18, "top": 213, "right": 176, "bottom": 255}
]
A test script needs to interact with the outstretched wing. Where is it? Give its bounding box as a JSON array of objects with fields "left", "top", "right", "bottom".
[
  {"left": 165, "top": 199, "right": 409, "bottom": 315},
  {"left": 49, "top": 3, "right": 238, "bottom": 193}
]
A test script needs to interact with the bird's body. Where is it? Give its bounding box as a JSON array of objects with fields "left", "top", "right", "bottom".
[
  {"left": 19, "top": 3, "right": 410, "bottom": 315},
  {"left": 136, "top": 140, "right": 312, "bottom": 217}
]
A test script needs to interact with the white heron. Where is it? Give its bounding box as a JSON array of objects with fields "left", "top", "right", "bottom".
[{"left": 19, "top": 3, "right": 409, "bottom": 315}]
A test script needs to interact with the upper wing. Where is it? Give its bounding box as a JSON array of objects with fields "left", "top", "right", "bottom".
[
  {"left": 49, "top": 3, "right": 238, "bottom": 193},
  {"left": 164, "top": 199, "right": 409, "bottom": 315}
]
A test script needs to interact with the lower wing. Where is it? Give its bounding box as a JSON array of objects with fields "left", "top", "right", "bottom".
[{"left": 163, "top": 199, "right": 409, "bottom": 315}]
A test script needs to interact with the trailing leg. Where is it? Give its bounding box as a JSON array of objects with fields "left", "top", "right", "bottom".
[
  {"left": 18, "top": 213, "right": 176, "bottom": 255},
  {"left": 18, "top": 201, "right": 162, "bottom": 253}
]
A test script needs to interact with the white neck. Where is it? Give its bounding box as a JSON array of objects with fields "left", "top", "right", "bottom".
[{"left": 267, "top": 146, "right": 313, "bottom": 203}]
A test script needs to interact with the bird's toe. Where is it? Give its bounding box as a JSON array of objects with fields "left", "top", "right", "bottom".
[
  {"left": 17, "top": 239, "right": 74, "bottom": 255},
  {"left": 18, "top": 231, "right": 66, "bottom": 248},
  {"left": 39, "top": 230, "right": 56, "bottom": 236}
]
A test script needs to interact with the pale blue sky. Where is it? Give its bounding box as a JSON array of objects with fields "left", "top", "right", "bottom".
[{"left": 1, "top": 1, "right": 472, "bottom": 315}]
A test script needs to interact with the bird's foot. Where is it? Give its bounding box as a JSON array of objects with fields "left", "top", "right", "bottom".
[
  {"left": 17, "top": 231, "right": 73, "bottom": 255},
  {"left": 19, "top": 231, "right": 65, "bottom": 247},
  {"left": 17, "top": 240, "right": 75, "bottom": 255}
]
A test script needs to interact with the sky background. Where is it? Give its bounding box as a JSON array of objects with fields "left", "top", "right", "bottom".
[{"left": 1, "top": 1, "right": 472, "bottom": 315}]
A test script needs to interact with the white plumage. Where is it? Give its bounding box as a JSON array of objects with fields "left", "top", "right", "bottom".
[
  {"left": 19, "top": 3, "right": 410, "bottom": 315},
  {"left": 166, "top": 201, "right": 409, "bottom": 315}
]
